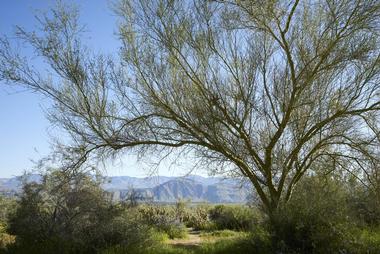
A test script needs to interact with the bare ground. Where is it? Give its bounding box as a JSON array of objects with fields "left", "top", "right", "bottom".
[{"left": 167, "top": 228, "right": 203, "bottom": 248}]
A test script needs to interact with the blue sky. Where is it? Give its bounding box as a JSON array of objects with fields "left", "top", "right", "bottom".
[{"left": 0, "top": 0, "right": 203, "bottom": 178}]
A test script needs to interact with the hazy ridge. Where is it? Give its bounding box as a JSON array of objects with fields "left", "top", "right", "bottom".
[{"left": 0, "top": 174, "right": 251, "bottom": 203}]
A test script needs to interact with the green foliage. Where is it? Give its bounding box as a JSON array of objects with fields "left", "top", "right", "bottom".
[
  {"left": 164, "top": 223, "right": 188, "bottom": 239},
  {"left": 138, "top": 204, "right": 176, "bottom": 227},
  {"left": 6, "top": 171, "right": 155, "bottom": 253},
  {"left": 269, "top": 175, "right": 356, "bottom": 253},
  {"left": 347, "top": 178, "right": 380, "bottom": 227},
  {"left": 118, "top": 233, "right": 258, "bottom": 254},
  {"left": 0, "top": 197, "right": 16, "bottom": 252},
  {"left": 137, "top": 204, "right": 188, "bottom": 239},
  {"left": 185, "top": 204, "right": 213, "bottom": 230},
  {"left": 200, "top": 230, "right": 239, "bottom": 238},
  {"left": 7, "top": 172, "right": 115, "bottom": 253},
  {"left": 196, "top": 236, "right": 262, "bottom": 254},
  {"left": 0, "top": 223, "right": 15, "bottom": 251},
  {"left": 99, "top": 226, "right": 165, "bottom": 254},
  {"left": 209, "top": 205, "right": 258, "bottom": 231},
  {"left": 174, "top": 199, "right": 188, "bottom": 223},
  {"left": 0, "top": 197, "right": 16, "bottom": 226},
  {"left": 248, "top": 226, "right": 272, "bottom": 254},
  {"left": 105, "top": 207, "right": 161, "bottom": 250},
  {"left": 4, "top": 172, "right": 380, "bottom": 254},
  {"left": 352, "top": 227, "right": 380, "bottom": 253}
]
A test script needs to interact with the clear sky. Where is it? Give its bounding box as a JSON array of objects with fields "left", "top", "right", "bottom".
[{"left": 0, "top": 0, "right": 205, "bottom": 178}]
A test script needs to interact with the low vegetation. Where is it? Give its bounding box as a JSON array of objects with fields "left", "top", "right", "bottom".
[
  {"left": 0, "top": 169, "right": 379, "bottom": 254},
  {"left": 1, "top": 0, "right": 380, "bottom": 252}
]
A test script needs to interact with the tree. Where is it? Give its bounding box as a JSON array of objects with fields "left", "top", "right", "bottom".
[
  {"left": 8, "top": 171, "right": 119, "bottom": 253},
  {"left": 1, "top": 0, "right": 380, "bottom": 219}
]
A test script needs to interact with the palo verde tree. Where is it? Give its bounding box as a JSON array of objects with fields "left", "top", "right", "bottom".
[{"left": 1, "top": 0, "right": 380, "bottom": 218}]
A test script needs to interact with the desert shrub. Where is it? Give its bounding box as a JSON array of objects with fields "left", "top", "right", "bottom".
[
  {"left": 248, "top": 226, "right": 272, "bottom": 254},
  {"left": 209, "top": 205, "right": 257, "bottom": 231},
  {"left": 6, "top": 171, "right": 156, "bottom": 254},
  {"left": 100, "top": 212, "right": 170, "bottom": 254},
  {"left": 256, "top": 174, "right": 380, "bottom": 254},
  {"left": 174, "top": 199, "right": 189, "bottom": 223},
  {"left": 163, "top": 223, "right": 188, "bottom": 239},
  {"left": 0, "top": 197, "right": 16, "bottom": 226},
  {"left": 100, "top": 215, "right": 166, "bottom": 254},
  {"left": 7, "top": 173, "right": 118, "bottom": 253},
  {"left": 0, "top": 197, "right": 16, "bottom": 252},
  {"left": 347, "top": 177, "right": 380, "bottom": 227},
  {"left": 0, "top": 223, "right": 15, "bottom": 252},
  {"left": 101, "top": 207, "right": 161, "bottom": 250},
  {"left": 137, "top": 204, "right": 187, "bottom": 239},
  {"left": 269, "top": 175, "right": 356, "bottom": 254},
  {"left": 351, "top": 227, "right": 380, "bottom": 253},
  {"left": 184, "top": 204, "right": 213, "bottom": 230},
  {"left": 138, "top": 205, "right": 176, "bottom": 226}
]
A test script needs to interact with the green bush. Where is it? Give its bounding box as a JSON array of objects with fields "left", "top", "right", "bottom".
[
  {"left": 174, "top": 199, "right": 189, "bottom": 223},
  {"left": 209, "top": 205, "right": 257, "bottom": 231},
  {"left": 269, "top": 175, "right": 356, "bottom": 254},
  {"left": 137, "top": 204, "right": 187, "bottom": 239},
  {"left": 0, "top": 197, "right": 16, "bottom": 252},
  {"left": 248, "top": 226, "right": 272, "bottom": 254},
  {"left": 163, "top": 223, "right": 188, "bottom": 239},
  {"left": 185, "top": 204, "right": 213, "bottom": 230},
  {"left": 105, "top": 207, "right": 162, "bottom": 250},
  {"left": 347, "top": 227, "right": 380, "bottom": 254},
  {"left": 100, "top": 227, "right": 165, "bottom": 254},
  {"left": 347, "top": 179, "right": 380, "bottom": 227},
  {"left": 0, "top": 223, "right": 15, "bottom": 251},
  {"left": 138, "top": 205, "right": 176, "bottom": 226},
  {"left": 6, "top": 171, "right": 157, "bottom": 254}
]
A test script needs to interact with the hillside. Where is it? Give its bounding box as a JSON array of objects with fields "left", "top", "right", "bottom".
[{"left": 0, "top": 175, "right": 251, "bottom": 203}]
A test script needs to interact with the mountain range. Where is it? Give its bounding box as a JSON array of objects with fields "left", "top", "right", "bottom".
[{"left": 0, "top": 175, "right": 252, "bottom": 203}]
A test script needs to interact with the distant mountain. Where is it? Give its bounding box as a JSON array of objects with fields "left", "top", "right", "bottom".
[
  {"left": 0, "top": 174, "right": 41, "bottom": 192},
  {"left": 102, "top": 175, "right": 174, "bottom": 189},
  {"left": 107, "top": 177, "right": 252, "bottom": 203},
  {"left": 151, "top": 178, "right": 250, "bottom": 203},
  {"left": 0, "top": 174, "right": 252, "bottom": 203}
]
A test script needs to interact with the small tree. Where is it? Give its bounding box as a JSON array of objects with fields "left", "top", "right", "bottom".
[
  {"left": 1, "top": 0, "right": 380, "bottom": 220},
  {"left": 8, "top": 170, "right": 119, "bottom": 253}
]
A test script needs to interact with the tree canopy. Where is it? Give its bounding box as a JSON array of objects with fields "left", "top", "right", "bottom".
[{"left": 1, "top": 0, "right": 380, "bottom": 215}]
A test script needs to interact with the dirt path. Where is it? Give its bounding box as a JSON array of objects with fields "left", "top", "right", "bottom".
[{"left": 167, "top": 228, "right": 202, "bottom": 247}]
